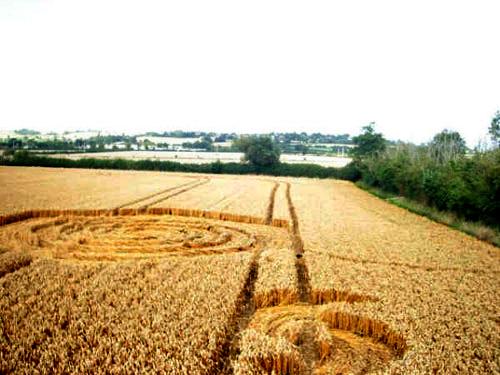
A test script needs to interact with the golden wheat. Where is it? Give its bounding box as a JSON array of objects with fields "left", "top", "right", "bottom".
[
  {"left": 152, "top": 177, "right": 276, "bottom": 220},
  {"left": 0, "top": 166, "right": 196, "bottom": 214},
  {"left": 0, "top": 213, "right": 290, "bottom": 261},
  {"left": 254, "top": 247, "right": 298, "bottom": 308},
  {"left": 0, "top": 166, "right": 498, "bottom": 374},
  {"left": 0, "top": 254, "right": 255, "bottom": 373},
  {"left": 233, "top": 329, "right": 306, "bottom": 375},
  {"left": 272, "top": 181, "right": 292, "bottom": 222},
  {"left": 232, "top": 303, "right": 401, "bottom": 374},
  {"left": 293, "top": 179, "right": 500, "bottom": 374},
  {"left": 0, "top": 251, "right": 32, "bottom": 278}
]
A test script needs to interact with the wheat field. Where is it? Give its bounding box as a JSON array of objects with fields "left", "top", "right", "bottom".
[{"left": 0, "top": 166, "right": 498, "bottom": 374}]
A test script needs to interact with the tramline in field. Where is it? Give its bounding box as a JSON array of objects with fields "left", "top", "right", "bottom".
[{"left": 0, "top": 166, "right": 498, "bottom": 374}]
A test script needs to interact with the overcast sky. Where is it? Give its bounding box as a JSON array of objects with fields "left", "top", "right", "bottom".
[{"left": 0, "top": 1, "right": 499, "bottom": 146}]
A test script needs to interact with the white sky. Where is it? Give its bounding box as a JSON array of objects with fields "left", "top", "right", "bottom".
[{"left": 0, "top": 0, "right": 499, "bottom": 146}]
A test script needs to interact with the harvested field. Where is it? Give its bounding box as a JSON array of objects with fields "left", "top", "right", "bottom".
[
  {"left": 47, "top": 151, "right": 352, "bottom": 168},
  {"left": 0, "top": 166, "right": 498, "bottom": 374}
]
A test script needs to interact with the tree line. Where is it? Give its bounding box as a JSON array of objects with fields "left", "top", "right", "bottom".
[
  {"left": 0, "top": 149, "right": 359, "bottom": 180},
  {"left": 349, "top": 114, "right": 500, "bottom": 227}
]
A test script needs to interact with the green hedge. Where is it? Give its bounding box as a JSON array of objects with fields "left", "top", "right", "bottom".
[
  {"left": 0, "top": 152, "right": 360, "bottom": 181},
  {"left": 358, "top": 147, "right": 500, "bottom": 227}
]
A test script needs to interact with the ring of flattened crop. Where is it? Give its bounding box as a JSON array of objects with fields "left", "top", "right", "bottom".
[{"left": 6, "top": 215, "right": 259, "bottom": 261}]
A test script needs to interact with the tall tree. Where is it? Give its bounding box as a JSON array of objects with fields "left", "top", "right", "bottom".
[
  {"left": 350, "top": 123, "right": 386, "bottom": 159},
  {"left": 235, "top": 135, "right": 281, "bottom": 167},
  {"left": 429, "top": 129, "right": 467, "bottom": 163}
]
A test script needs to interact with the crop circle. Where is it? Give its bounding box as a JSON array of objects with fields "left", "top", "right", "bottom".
[{"left": 4, "top": 215, "right": 258, "bottom": 261}]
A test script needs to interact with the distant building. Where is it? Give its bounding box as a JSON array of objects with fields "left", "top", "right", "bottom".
[{"left": 105, "top": 142, "right": 136, "bottom": 150}]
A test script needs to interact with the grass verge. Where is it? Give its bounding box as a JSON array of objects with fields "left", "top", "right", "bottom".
[{"left": 355, "top": 181, "right": 500, "bottom": 248}]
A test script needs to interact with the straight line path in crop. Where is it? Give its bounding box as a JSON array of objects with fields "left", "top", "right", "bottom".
[
  {"left": 217, "top": 182, "right": 315, "bottom": 374},
  {"left": 204, "top": 181, "right": 314, "bottom": 374},
  {"left": 115, "top": 178, "right": 204, "bottom": 210},
  {"left": 286, "top": 182, "right": 312, "bottom": 374},
  {"left": 285, "top": 182, "right": 312, "bottom": 303},
  {"left": 137, "top": 178, "right": 210, "bottom": 209},
  {"left": 214, "top": 182, "right": 291, "bottom": 373},
  {"left": 264, "top": 182, "right": 279, "bottom": 225},
  {"left": 214, "top": 248, "right": 263, "bottom": 375}
]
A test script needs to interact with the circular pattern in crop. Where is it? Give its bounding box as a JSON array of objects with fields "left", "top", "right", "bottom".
[
  {"left": 2, "top": 215, "right": 258, "bottom": 261},
  {"left": 241, "top": 303, "right": 403, "bottom": 374}
]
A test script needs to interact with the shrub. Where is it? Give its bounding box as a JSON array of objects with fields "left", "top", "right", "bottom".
[{"left": 356, "top": 143, "right": 500, "bottom": 227}]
